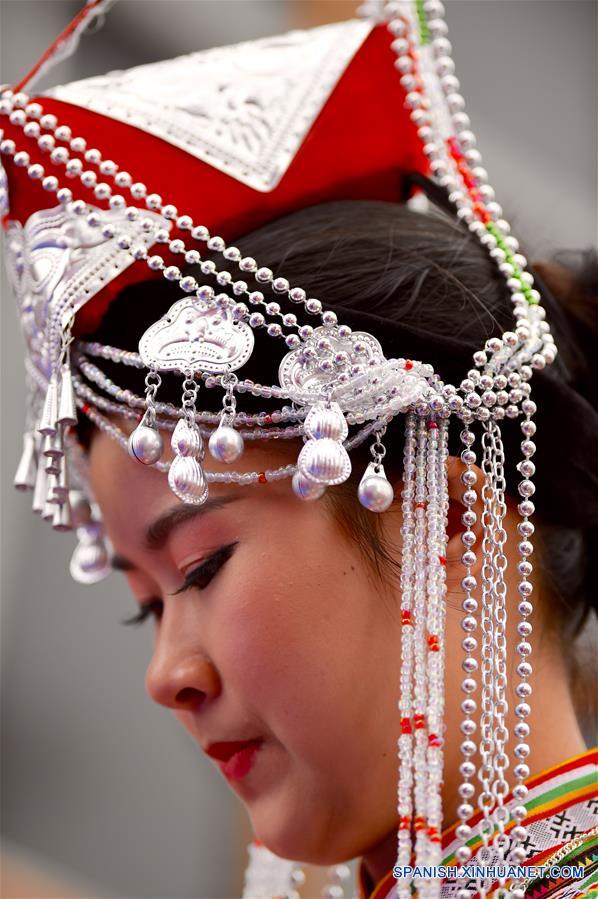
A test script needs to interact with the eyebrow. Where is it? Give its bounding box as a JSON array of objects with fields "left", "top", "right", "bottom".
[{"left": 110, "top": 494, "right": 241, "bottom": 572}]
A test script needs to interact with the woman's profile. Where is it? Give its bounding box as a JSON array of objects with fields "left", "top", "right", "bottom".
[{"left": 2, "top": 2, "right": 596, "bottom": 898}]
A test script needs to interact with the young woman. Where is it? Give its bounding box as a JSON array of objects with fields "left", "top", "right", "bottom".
[{"left": 2, "top": 2, "right": 596, "bottom": 897}]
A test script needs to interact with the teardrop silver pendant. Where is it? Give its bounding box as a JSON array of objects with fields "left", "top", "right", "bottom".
[{"left": 128, "top": 413, "right": 163, "bottom": 465}]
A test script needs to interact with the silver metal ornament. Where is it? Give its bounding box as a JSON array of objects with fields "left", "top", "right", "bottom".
[
  {"left": 42, "top": 499, "right": 55, "bottom": 522},
  {"left": 357, "top": 462, "right": 394, "bottom": 512},
  {"left": 128, "top": 414, "right": 163, "bottom": 465},
  {"left": 171, "top": 417, "right": 204, "bottom": 459},
  {"left": 304, "top": 402, "right": 348, "bottom": 441},
  {"left": 57, "top": 364, "right": 77, "bottom": 426},
  {"left": 49, "top": 456, "right": 69, "bottom": 504},
  {"left": 291, "top": 471, "right": 326, "bottom": 501},
  {"left": 32, "top": 460, "right": 48, "bottom": 514},
  {"left": 297, "top": 437, "right": 351, "bottom": 486},
  {"left": 139, "top": 299, "right": 254, "bottom": 374},
  {"left": 43, "top": 429, "right": 63, "bottom": 459},
  {"left": 168, "top": 455, "right": 208, "bottom": 505},
  {"left": 14, "top": 431, "right": 37, "bottom": 491},
  {"left": 70, "top": 539, "right": 111, "bottom": 584},
  {"left": 208, "top": 424, "right": 244, "bottom": 464},
  {"left": 38, "top": 373, "right": 59, "bottom": 436},
  {"left": 53, "top": 500, "right": 73, "bottom": 532},
  {"left": 69, "top": 490, "right": 93, "bottom": 528}
]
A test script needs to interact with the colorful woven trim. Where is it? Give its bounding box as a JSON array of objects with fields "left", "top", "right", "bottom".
[{"left": 357, "top": 748, "right": 598, "bottom": 899}]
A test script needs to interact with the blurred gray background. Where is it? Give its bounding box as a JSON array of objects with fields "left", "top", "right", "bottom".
[{"left": 1, "top": 2, "right": 596, "bottom": 898}]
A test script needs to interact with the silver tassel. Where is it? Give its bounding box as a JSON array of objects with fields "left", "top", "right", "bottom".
[
  {"left": 32, "top": 460, "right": 48, "bottom": 514},
  {"left": 14, "top": 431, "right": 37, "bottom": 491},
  {"left": 43, "top": 428, "right": 63, "bottom": 475},
  {"left": 51, "top": 456, "right": 69, "bottom": 504},
  {"left": 42, "top": 499, "right": 55, "bottom": 522},
  {"left": 45, "top": 473, "right": 61, "bottom": 504},
  {"left": 57, "top": 364, "right": 77, "bottom": 427},
  {"left": 38, "top": 373, "right": 60, "bottom": 436},
  {"left": 53, "top": 499, "right": 73, "bottom": 532}
]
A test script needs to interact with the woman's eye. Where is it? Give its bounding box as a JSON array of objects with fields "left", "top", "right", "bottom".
[
  {"left": 120, "top": 542, "right": 238, "bottom": 628},
  {"left": 174, "top": 541, "right": 238, "bottom": 595},
  {"left": 121, "top": 599, "right": 163, "bottom": 627}
]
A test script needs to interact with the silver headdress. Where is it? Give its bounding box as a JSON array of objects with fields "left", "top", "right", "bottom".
[{"left": 1, "top": 1, "right": 558, "bottom": 896}]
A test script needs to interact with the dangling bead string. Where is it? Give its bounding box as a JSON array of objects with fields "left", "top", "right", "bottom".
[
  {"left": 397, "top": 411, "right": 417, "bottom": 899},
  {"left": 167, "top": 373, "right": 208, "bottom": 505},
  {"left": 422, "top": 415, "right": 449, "bottom": 896},
  {"left": 127, "top": 367, "right": 164, "bottom": 466},
  {"left": 411, "top": 414, "right": 430, "bottom": 885},
  {"left": 476, "top": 422, "right": 500, "bottom": 899},
  {"left": 208, "top": 372, "right": 245, "bottom": 464},
  {"left": 454, "top": 423, "right": 479, "bottom": 888},
  {"left": 486, "top": 419, "right": 510, "bottom": 897},
  {"left": 507, "top": 395, "right": 538, "bottom": 894}
]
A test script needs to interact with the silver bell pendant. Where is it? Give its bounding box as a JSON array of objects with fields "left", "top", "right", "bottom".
[
  {"left": 208, "top": 420, "right": 244, "bottom": 464},
  {"left": 128, "top": 412, "right": 163, "bottom": 465},
  {"left": 357, "top": 462, "right": 394, "bottom": 512}
]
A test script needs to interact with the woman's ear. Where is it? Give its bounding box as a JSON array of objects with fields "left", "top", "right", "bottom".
[{"left": 444, "top": 455, "right": 485, "bottom": 592}]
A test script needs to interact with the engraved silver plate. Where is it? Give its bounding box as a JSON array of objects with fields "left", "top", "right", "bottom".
[
  {"left": 5, "top": 203, "right": 168, "bottom": 380},
  {"left": 278, "top": 326, "right": 384, "bottom": 396},
  {"left": 139, "top": 298, "right": 254, "bottom": 373},
  {"left": 278, "top": 326, "right": 431, "bottom": 412},
  {"left": 46, "top": 20, "right": 373, "bottom": 192}
]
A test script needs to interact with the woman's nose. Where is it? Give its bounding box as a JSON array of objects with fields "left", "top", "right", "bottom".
[{"left": 145, "top": 644, "right": 221, "bottom": 711}]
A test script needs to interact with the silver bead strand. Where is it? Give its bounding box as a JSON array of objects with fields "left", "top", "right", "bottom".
[
  {"left": 454, "top": 425, "right": 478, "bottom": 893},
  {"left": 423, "top": 417, "right": 449, "bottom": 898},
  {"left": 476, "top": 423, "right": 499, "bottom": 899},
  {"left": 487, "top": 420, "right": 510, "bottom": 896},
  {"left": 397, "top": 412, "right": 417, "bottom": 899},
  {"left": 412, "top": 415, "right": 430, "bottom": 877},
  {"left": 508, "top": 397, "right": 537, "bottom": 876}
]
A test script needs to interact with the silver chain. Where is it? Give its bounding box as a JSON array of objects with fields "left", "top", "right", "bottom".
[
  {"left": 488, "top": 420, "right": 511, "bottom": 895},
  {"left": 477, "top": 425, "right": 498, "bottom": 897},
  {"left": 181, "top": 371, "right": 199, "bottom": 427},
  {"left": 144, "top": 366, "right": 162, "bottom": 425}
]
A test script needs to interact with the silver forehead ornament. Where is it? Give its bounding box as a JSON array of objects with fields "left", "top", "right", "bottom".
[
  {"left": 131, "top": 304, "right": 430, "bottom": 508},
  {"left": 128, "top": 296, "right": 255, "bottom": 503}
]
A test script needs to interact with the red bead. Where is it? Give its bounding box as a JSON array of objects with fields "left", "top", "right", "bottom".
[
  {"left": 405, "top": 359, "right": 413, "bottom": 370},
  {"left": 414, "top": 815, "right": 426, "bottom": 831},
  {"left": 258, "top": 472, "right": 267, "bottom": 484},
  {"left": 82, "top": 403, "right": 91, "bottom": 414},
  {"left": 263, "top": 414, "right": 272, "bottom": 425},
  {"left": 439, "top": 555, "right": 447, "bottom": 566},
  {"left": 415, "top": 501, "right": 426, "bottom": 509}
]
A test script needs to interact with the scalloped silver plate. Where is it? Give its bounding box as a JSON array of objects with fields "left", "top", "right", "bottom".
[{"left": 139, "top": 298, "right": 254, "bottom": 373}]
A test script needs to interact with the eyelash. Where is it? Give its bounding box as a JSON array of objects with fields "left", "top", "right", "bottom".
[{"left": 120, "top": 541, "right": 238, "bottom": 627}]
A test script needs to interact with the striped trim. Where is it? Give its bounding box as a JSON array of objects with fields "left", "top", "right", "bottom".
[{"left": 357, "top": 748, "right": 597, "bottom": 899}]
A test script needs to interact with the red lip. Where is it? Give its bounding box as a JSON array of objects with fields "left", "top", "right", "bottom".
[
  {"left": 205, "top": 738, "right": 263, "bottom": 763},
  {"left": 205, "top": 738, "right": 264, "bottom": 782}
]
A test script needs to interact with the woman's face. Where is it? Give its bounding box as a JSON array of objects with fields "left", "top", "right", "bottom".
[{"left": 88, "top": 428, "right": 410, "bottom": 865}]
